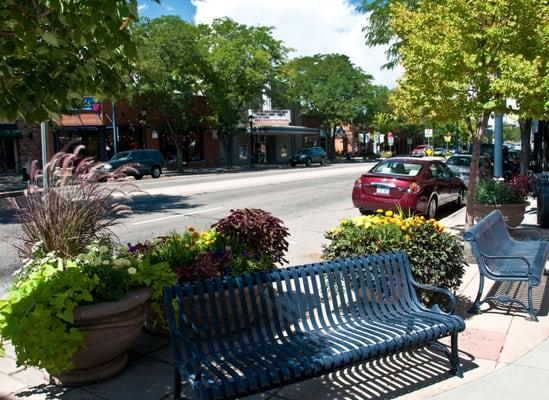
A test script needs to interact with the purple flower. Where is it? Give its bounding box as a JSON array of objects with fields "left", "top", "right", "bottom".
[{"left": 127, "top": 243, "right": 139, "bottom": 254}]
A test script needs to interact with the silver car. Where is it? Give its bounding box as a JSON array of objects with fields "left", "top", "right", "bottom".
[{"left": 445, "top": 154, "right": 491, "bottom": 186}]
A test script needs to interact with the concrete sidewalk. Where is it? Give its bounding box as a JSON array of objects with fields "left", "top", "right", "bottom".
[{"left": 1, "top": 203, "right": 548, "bottom": 399}]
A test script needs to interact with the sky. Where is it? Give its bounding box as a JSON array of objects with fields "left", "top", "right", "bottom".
[{"left": 137, "top": 0, "right": 402, "bottom": 88}]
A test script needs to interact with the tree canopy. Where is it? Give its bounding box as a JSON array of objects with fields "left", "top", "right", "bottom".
[
  {"left": 130, "top": 16, "right": 203, "bottom": 171},
  {"left": 389, "top": 0, "right": 548, "bottom": 225},
  {"left": 197, "top": 18, "right": 288, "bottom": 166},
  {"left": 0, "top": 0, "right": 144, "bottom": 122},
  {"left": 285, "top": 54, "right": 374, "bottom": 157}
]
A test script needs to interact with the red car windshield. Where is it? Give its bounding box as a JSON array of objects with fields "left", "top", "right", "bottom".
[{"left": 370, "top": 161, "right": 424, "bottom": 177}]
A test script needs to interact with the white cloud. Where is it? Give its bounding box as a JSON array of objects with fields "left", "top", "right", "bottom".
[
  {"left": 165, "top": 5, "right": 175, "bottom": 12},
  {"left": 191, "top": 0, "right": 402, "bottom": 87},
  {"left": 138, "top": 4, "right": 149, "bottom": 11}
]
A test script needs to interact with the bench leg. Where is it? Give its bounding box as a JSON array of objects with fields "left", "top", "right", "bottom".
[
  {"left": 450, "top": 333, "right": 463, "bottom": 378},
  {"left": 468, "top": 273, "right": 484, "bottom": 314},
  {"left": 174, "top": 367, "right": 182, "bottom": 399},
  {"left": 527, "top": 286, "right": 539, "bottom": 322}
]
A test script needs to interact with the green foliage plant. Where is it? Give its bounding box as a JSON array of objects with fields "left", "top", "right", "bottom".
[
  {"left": 0, "top": 240, "right": 162, "bottom": 374},
  {"left": 475, "top": 179, "right": 526, "bottom": 205},
  {"left": 323, "top": 210, "right": 465, "bottom": 306}
]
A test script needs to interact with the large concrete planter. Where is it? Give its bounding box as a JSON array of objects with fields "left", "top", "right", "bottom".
[
  {"left": 51, "top": 287, "right": 152, "bottom": 386},
  {"left": 474, "top": 202, "right": 529, "bottom": 228}
]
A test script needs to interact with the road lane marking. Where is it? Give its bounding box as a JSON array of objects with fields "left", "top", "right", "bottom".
[{"left": 131, "top": 207, "right": 222, "bottom": 226}]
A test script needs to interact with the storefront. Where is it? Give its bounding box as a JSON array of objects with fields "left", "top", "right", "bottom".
[{"left": 53, "top": 113, "right": 108, "bottom": 161}]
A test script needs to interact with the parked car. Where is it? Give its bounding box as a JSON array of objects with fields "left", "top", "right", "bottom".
[
  {"left": 445, "top": 154, "right": 492, "bottom": 186},
  {"left": 352, "top": 157, "right": 466, "bottom": 218},
  {"left": 411, "top": 145, "right": 433, "bottom": 157},
  {"left": 102, "top": 149, "right": 166, "bottom": 180},
  {"left": 289, "top": 147, "right": 326, "bottom": 167}
]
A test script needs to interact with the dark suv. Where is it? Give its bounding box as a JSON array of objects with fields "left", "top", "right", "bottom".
[
  {"left": 103, "top": 149, "right": 165, "bottom": 179},
  {"left": 290, "top": 147, "right": 327, "bottom": 167}
]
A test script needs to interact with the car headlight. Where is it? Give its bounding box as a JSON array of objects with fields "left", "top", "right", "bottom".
[{"left": 103, "top": 164, "right": 112, "bottom": 170}]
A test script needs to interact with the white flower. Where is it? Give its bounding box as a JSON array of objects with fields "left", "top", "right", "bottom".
[
  {"left": 113, "top": 258, "right": 125, "bottom": 267},
  {"left": 98, "top": 245, "right": 109, "bottom": 254},
  {"left": 57, "top": 258, "right": 63, "bottom": 270},
  {"left": 102, "top": 260, "right": 110, "bottom": 266},
  {"left": 127, "top": 267, "right": 137, "bottom": 275}
]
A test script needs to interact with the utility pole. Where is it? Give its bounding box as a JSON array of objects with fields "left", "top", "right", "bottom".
[
  {"left": 112, "top": 101, "right": 118, "bottom": 155},
  {"left": 494, "top": 114, "right": 504, "bottom": 177},
  {"left": 40, "top": 121, "right": 48, "bottom": 189}
]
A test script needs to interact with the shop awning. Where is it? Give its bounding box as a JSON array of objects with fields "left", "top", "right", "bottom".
[
  {"left": 0, "top": 124, "right": 21, "bottom": 139},
  {"left": 58, "top": 113, "right": 104, "bottom": 127}
]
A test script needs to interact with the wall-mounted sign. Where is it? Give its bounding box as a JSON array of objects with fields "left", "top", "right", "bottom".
[
  {"left": 152, "top": 130, "right": 159, "bottom": 139},
  {"left": 82, "top": 96, "right": 94, "bottom": 111}
]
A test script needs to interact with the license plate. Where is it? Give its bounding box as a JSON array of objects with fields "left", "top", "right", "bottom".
[{"left": 376, "top": 187, "right": 391, "bottom": 195}]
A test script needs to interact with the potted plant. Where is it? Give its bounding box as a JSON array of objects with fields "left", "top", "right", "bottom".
[
  {"left": 474, "top": 176, "right": 531, "bottom": 227},
  {"left": 0, "top": 149, "right": 155, "bottom": 385},
  {"left": 323, "top": 210, "right": 466, "bottom": 307},
  {"left": 134, "top": 208, "right": 290, "bottom": 336}
]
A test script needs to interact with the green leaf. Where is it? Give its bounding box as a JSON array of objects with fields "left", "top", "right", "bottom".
[{"left": 41, "top": 32, "right": 59, "bottom": 47}]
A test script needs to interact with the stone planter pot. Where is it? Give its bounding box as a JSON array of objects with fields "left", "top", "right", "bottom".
[
  {"left": 474, "top": 201, "right": 529, "bottom": 228},
  {"left": 51, "top": 287, "right": 152, "bottom": 386}
]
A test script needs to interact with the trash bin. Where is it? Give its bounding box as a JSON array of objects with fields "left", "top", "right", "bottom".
[{"left": 536, "top": 174, "right": 549, "bottom": 228}]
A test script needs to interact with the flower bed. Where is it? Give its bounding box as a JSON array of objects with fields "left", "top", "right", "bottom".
[{"left": 323, "top": 210, "right": 466, "bottom": 305}]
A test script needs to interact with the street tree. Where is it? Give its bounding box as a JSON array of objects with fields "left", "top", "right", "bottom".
[
  {"left": 0, "top": 0, "right": 144, "bottom": 122},
  {"left": 198, "top": 18, "right": 288, "bottom": 167},
  {"left": 389, "top": 0, "right": 547, "bottom": 227},
  {"left": 359, "top": 0, "right": 418, "bottom": 69},
  {"left": 285, "top": 54, "right": 374, "bottom": 159},
  {"left": 130, "top": 16, "right": 203, "bottom": 172}
]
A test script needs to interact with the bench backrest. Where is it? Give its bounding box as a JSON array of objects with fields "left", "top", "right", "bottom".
[
  {"left": 463, "top": 209, "right": 512, "bottom": 270},
  {"left": 164, "top": 251, "right": 423, "bottom": 362}
]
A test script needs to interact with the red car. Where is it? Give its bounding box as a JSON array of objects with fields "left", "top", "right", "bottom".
[
  {"left": 352, "top": 158, "right": 466, "bottom": 218},
  {"left": 411, "top": 145, "right": 433, "bottom": 157}
]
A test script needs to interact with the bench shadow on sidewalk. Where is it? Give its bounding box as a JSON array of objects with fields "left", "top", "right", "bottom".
[{"left": 115, "top": 193, "right": 201, "bottom": 218}]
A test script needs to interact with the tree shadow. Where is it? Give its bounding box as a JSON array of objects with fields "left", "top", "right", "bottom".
[{"left": 114, "top": 193, "right": 201, "bottom": 218}]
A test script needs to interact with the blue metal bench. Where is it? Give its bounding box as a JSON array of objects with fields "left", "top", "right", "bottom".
[
  {"left": 164, "top": 251, "right": 465, "bottom": 400},
  {"left": 464, "top": 209, "right": 549, "bottom": 321}
]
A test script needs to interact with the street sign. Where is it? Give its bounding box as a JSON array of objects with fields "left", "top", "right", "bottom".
[
  {"left": 425, "top": 148, "right": 433, "bottom": 156},
  {"left": 387, "top": 132, "right": 394, "bottom": 146},
  {"left": 424, "top": 128, "right": 433, "bottom": 138},
  {"left": 379, "top": 134, "right": 385, "bottom": 143}
]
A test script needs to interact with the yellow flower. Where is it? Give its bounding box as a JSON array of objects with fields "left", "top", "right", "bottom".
[
  {"left": 330, "top": 227, "right": 342, "bottom": 234},
  {"left": 385, "top": 210, "right": 394, "bottom": 217},
  {"left": 404, "top": 234, "right": 411, "bottom": 241},
  {"left": 375, "top": 209, "right": 384, "bottom": 214}
]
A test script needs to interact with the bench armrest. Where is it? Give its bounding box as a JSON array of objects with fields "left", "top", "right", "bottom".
[
  {"left": 410, "top": 280, "right": 457, "bottom": 315},
  {"left": 479, "top": 251, "right": 532, "bottom": 277},
  {"left": 508, "top": 226, "right": 544, "bottom": 241}
]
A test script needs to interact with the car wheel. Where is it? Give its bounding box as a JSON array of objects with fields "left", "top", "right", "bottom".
[
  {"left": 320, "top": 157, "right": 325, "bottom": 166},
  {"left": 426, "top": 197, "right": 437, "bottom": 219},
  {"left": 151, "top": 166, "right": 162, "bottom": 179},
  {"left": 306, "top": 158, "right": 312, "bottom": 166},
  {"left": 134, "top": 173, "right": 143, "bottom": 180},
  {"left": 359, "top": 209, "right": 370, "bottom": 216}
]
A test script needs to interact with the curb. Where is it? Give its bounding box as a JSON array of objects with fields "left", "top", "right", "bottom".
[{"left": 0, "top": 190, "right": 24, "bottom": 198}]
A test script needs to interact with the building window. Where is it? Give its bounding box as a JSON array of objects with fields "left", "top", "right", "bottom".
[
  {"left": 305, "top": 136, "right": 317, "bottom": 147},
  {"left": 280, "top": 144, "right": 288, "bottom": 158},
  {"left": 239, "top": 144, "right": 248, "bottom": 160}
]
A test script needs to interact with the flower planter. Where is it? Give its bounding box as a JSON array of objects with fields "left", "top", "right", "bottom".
[
  {"left": 51, "top": 287, "right": 152, "bottom": 386},
  {"left": 474, "top": 202, "right": 529, "bottom": 228}
]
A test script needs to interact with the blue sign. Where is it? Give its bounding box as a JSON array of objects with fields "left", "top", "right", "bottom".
[{"left": 82, "top": 96, "right": 94, "bottom": 111}]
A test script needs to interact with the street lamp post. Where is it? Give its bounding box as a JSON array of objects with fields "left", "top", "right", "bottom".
[
  {"left": 139, "top": 108, "right": 148, "bottom": 149},
  {"left": 248, "top": 114, "right": 254, "bottom": 166}
]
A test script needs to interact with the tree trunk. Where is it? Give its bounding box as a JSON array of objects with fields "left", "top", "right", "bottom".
[
  {"left": 220, "top": 135, "right": 234, "bottom": 168},
  {"left": 533, "top": 122, "right": 542, "bottom": 172},
  {"left": 541, "top": 121, "right": 549, "bottom": 171},
  {"left": 465, "top": 111, "right": 491, "bottom": 228},
  {"left": 518, "top": 118, "right": 532, "bottom": 175},
  {"left": 165, "top": 117, "right": 185, "bottom": 173}
]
